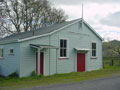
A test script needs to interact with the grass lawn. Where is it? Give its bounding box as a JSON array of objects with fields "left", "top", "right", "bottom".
[{"left": 1, "top": 66, "right": 120, "bottom": 90}]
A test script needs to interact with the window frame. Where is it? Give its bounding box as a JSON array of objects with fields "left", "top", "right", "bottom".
[
  {"left": 59, "top": 39, "right": 68, "bottom": 58},
  {"left": 0, "top": 48, "right": 4, "bottom": 59},
  {"left": 91, "top": 42, "right": 97, "bottom": 58}
]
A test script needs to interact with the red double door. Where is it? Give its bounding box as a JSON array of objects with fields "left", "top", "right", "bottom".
[
  {"left": 36, "top": 52, "right": 44, "bottom": 75},
  {"left": 77, "top": 53, "right": 85, "bottom": 72}
]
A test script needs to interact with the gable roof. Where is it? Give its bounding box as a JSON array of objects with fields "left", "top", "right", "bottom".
[
  {"left": 0, "top": 18, "right": 103, "bottom": 44},
  {"left": 83, "top": 20, "right": 103, "bottom": 41}
]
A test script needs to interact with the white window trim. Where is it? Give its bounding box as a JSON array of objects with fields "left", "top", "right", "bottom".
[
  {"left": 91, "top": 42, "right": 97, "bottom": 58},
  {"left": 59, "top": 37, "right": 69, "bottom": 58}
]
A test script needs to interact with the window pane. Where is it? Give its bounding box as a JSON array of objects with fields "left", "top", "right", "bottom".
[
  {"left": 2, "top": 49, "right": 3, "bottom": 57},
  {"left": 64, "top": 40, "right": 67, "bottom": 48},
  {"left": 0, "top": 49, "right": 1, "bottom": 57},
  {"left": 92, "top": 50, "right": 94, "bottom": 56},
  {"left": 92, "top": 43, "right": 96, "bottom": 49},
  {"left": 92, "top": 50, "right": 96, "bottom": 57},
  {"left": 94, "top": 43, "right": 96, "bottom": 49},
  {"left": 0, "top": 48, "right": 3, "bottom": 57},
  {"left": 92, "top": 43, "right": 94, "bottom": 49},
  {"left": 94, "top": 51, "right": 96, "bottom": 56},
  {"left": 94, "top": 51, "right": 95, "bottom": 56},
  {"left": 10, "top": 49, "right": 14, "bottom": 54},
  {"left": 60, "top": 40, "right": 64, "bottom": 48},
  {"left": 92, "top": 43, "right": 96, "bottom": 57},
  {"left": 63, "top": 49, "right": 66, "bottom": 57},
  {"left": 60, "top": 49, "right": 63, "bottom": 57},
  {"left": 60, "top": 39, "right": 67, "bottom": 57}
]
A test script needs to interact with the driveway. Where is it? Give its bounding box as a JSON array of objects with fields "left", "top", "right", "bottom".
[{"left": 19, "top": 75, "right": 120, "bottom": 90}]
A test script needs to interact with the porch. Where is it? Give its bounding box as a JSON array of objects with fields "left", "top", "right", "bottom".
[{"left": 30, "top": 44, "right": 58, "bottom": 75}]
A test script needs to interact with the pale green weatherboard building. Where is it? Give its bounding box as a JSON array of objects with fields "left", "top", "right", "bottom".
[{"left": 0, "top": 18, "right": 103, "bottom": 77}]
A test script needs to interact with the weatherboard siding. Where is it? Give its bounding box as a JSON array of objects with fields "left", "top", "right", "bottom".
[
  {"left": 83, "top": 23, "right": 103, "bottom": 71},
  {"left": 50, "top": 21, "right": 102, "bottom": 73},
  {"left": 0, "top": 43, "right": 20, "bottom": 77},
  {"left": 19, "top": 21, "right": 102, "bottom": 77},
  {"left": 52, "top": 22, "right": 79, "bottom": 74},
  {"left": 19, "top": 36, "right": 50, "bottom": 77},
  {"left": 50, "top": 29, "right": 75, "bottom": 74}
]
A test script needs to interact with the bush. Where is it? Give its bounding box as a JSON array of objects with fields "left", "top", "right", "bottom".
[
  {"left": 31, "top": 71, "right": 43, "bottom": 77},
  {"left": 31, "top": 71, "right": 37, "bottom": 76},
  {"left": 8, "top": 72, "right": 18, "bottom": 78}
]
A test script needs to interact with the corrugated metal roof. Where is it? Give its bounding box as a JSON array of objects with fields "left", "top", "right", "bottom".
[{"left": 0, "top": 18, "right": 81, "bottom": 43}]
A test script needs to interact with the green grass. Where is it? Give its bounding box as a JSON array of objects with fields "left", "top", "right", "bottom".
[{"left": 1, "top": 66, "right": 120, "bottom": 90}]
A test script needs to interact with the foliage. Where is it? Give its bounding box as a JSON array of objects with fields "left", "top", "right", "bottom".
[
  {"left": 31, "top": 71, "right": 37, "bottom": 76},
  {"left": 8, "top": 72, "right": 18, "bottom": 78},
  {"left": 31, "top": 71, "right": 43, "bottom": 77},
  {"left": 103, "top": 40, "right": 120, "bottom": 57},
  {"left": 0, "top": 0, "right": 68, "bottom": 38},
  {"left": 0, "top": 1, "right": 8, "bottom": 38}
]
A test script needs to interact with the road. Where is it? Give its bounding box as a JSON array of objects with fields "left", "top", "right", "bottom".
[{"left": 19, "top": 75, "right": 120, "bottom": 90}]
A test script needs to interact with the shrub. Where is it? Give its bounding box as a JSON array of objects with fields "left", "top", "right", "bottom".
[
  {"left": 31, "top": 71, "right": 37, "bottom": 76},
  {"left": 31, "top": 71, "right": 43, "bottom": 77},
  {"left": 39, "top": 74, "right": 43, "bottom": 77},
  {"left": 8, "top": 72, "right": 18, "bottom": 78}
]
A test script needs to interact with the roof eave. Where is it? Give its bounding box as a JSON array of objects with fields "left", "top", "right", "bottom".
[{"left": 0, "top": 39, "right": 19, "bottom": 45}]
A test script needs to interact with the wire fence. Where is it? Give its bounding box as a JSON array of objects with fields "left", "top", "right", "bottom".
[{"left": 103, "top": 57, "right": 120, "bottom": 68}]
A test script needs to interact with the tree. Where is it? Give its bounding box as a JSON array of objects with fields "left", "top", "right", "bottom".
[
  {"left": 103, "top": 40, "right": 120, "bottom": 65},
  {"left": 0, "top": 0, "right": 68, "bottom": 38},
  {"left": 0, "top": 0, "right": 8, "bottom": 38},
  {"left": 111, "top": 44, "right": 120, "bottom": 65},
  {"left": 103, "top": 42, "right": 114, "bottom": 57}
]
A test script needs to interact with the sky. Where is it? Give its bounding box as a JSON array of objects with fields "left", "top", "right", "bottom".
[{"left": 49, "top": 0, "right": 120, "bottom": 41}]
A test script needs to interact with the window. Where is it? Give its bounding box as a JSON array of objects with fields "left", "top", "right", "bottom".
[
  {"left": 10, "top": 49, "right": 14, "bottom": 54},
  {"left": 92, "top": 43, "right": 96, "bottom": 57},
  {"left": 60, "top": 39, "right": 67, "bottom": 57},
  {"left": 0, "top": 48, "right": 4, "bottom": 58}
]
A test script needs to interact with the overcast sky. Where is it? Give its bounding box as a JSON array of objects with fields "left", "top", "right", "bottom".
[{"left": 50, "top": 0, "right": 120, "bottom": 41}]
